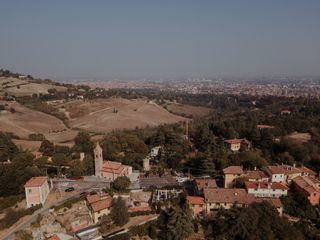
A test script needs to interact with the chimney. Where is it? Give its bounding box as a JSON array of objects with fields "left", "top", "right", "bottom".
[
  {"left": 293, "top": 163, "right": 296, "bottom": 168},
  {"left": 254, "top": 166, "right": 257, "bottom": 171}
]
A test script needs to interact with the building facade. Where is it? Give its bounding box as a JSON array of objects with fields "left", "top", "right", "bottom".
[
  {"left": 86, "top": 193, "right": 113, "bottom": 224},
  {"left": 223, "top": 166, "right": 244, "bottom": 188},
  {"left": 245, "top": 181, "right": 288, "bottom": 198},
  {"left": 292, "top": 176, "right": 320, "bottom": 206},
  {"left": 24, "top": 176, "right": 51, "bottom": 208}
]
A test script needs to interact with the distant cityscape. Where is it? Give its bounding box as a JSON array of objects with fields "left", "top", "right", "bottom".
[{"left": 70, "top": 76, "right": 320, "bottom": 98}]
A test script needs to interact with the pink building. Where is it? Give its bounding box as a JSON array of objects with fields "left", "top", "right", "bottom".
[
  {"left": 24, "top": 176, "right": 51, "bottom": 208},
  {"left": 187, "top": 196, "right": 205, "bottom": 215}
]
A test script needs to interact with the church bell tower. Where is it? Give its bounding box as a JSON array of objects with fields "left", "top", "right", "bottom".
[{"left": 94, "top": 142, "right": 103, "bottom": 177}]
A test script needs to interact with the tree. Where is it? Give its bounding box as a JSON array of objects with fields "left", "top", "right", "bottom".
[
  {"left": 110, "top": 197, "right": 129, "bottom": 226},
  {"left": 99, "top": 214, "right": 113, "bottom": 233},
  {"left": 158, "top": 195, "right": 194, "bottom": 240},
  {"left": 14, "top": 230, "right": 33, "bottom": 240},
  {"left": 205, "top": 202, "right": 305, "bottom": 240},
  {"left": 0, "top": 132, "right": 19, "bottom": 161},
  {"left": 12, "top": 152, "right": 34, "bottom": 168},
  {"left": 39, "top": 140, "right": 55, "bottom": 156},
  {"left": 83, "top": 154, "right": 94, "bottom": 175},
  {"left": 233, "top": 177, "right": 247, "bottom": 188},
  {"left": 73, "top": 132, "right": 94, "bottom": 154},
  {"left": 112, "top": 176, "right": 131, "bottom": 192}
]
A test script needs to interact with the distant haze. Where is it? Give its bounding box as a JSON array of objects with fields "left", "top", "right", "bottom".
[{"left": 0, "top": 1, "right": 320, "bottom": 80}]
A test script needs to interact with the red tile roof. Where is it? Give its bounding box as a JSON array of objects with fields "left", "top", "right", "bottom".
[
  {"left": 266, "top": 165, "right": 302, "bottom": 175},
  {"left": 86, "top": 194, "right": 101, "bottom": 204},
  {"left": 24, "top": 176, "right": 48, "bottom": 188},
  {"left": 223, "top": 166, "right": 244, "bottom": 175},
  {"left": 194, "top": 178, "right": 217, "bottom": 190},
  {"left": 244, "top": 170, "right": 268, "bottom": 180},
  {"left": 102, "top": 161, "right": 127, "bottom": 174},
  {"left": 187, "top": 196, "right": 205, "bottom": 205},
  {"left": 224, "top": 139, "right": 242, "bottom": 144},
  {"left": 292, "top": 176, "right": 320, "bottom": 194},
  {"left": 46, "top": 235, "right": 60, "bottom": 240},
  {"left": 245, "top": 181, "right": 288, "bottom": 190},
  {"left": 128, "top": 206, "right": 151, "bottom": 213},
  {"left": 204, "top": 188, "right": 255, "bottom": 205},
  {"left": 91, "top": 197, "right": 113, "bottom": 212},
  {"left": 298, "top": 166, "right": 317, "bottom": 177}
]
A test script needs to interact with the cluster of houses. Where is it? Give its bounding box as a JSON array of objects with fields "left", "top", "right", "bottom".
[
  {"left": 23, "top": 141, "right": 320, "bottom": 236},
  {"left": 187, "top": 164, "right": 320, "bottom": 217}
]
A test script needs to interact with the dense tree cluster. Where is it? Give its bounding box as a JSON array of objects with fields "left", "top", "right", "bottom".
[
  {"left": 0, "top": 132, "right": 19, "bottom": 162},
  {"left": 204, "top": 202, "right": 306, "bottom": 240}
]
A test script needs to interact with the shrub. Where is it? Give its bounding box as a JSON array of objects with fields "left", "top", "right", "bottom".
[
  {"left": 0, "top": 204, "right": 41, "bottom": 230},
  {"left": 28, "top": 133, "right": 45, "bottom": 141},
  {"left": 0, "top": 195, "right": 24, "bottom": 212}
]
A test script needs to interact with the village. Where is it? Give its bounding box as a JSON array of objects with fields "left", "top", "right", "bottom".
[{"left": 2, "top": 136, "right": 317, "bottom": 240}]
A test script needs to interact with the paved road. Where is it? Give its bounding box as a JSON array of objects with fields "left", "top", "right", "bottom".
[
  {"left": 2, "top": 190, "right": 87, "bottom": 240},
  {"left": 53, "top": 178, "right": 110, "bottom": 192},
  {"left": 2, "top": 178, "right": 112, "bottom": 240}
]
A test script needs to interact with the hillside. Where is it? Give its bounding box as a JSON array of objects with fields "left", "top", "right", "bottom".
[
  {"left": 0, "top": 77, "right": 66, "bottom": 97},
  {"left": 0, "top": 100, "right": 77, "bottom": 144},
  {"left": 57, "top": 98, "right": 188, "bottom": 133}
]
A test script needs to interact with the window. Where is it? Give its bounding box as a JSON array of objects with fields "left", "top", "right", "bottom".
[{"left": 28, "top": 189, "right": 32, "bottom": 193}]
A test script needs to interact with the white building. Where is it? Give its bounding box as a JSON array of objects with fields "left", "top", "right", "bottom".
[
  {"left": 150, "top": 146, "right": 162, "bottom": 157},
  {"left": 245, "top": 181, "right": 288, "bottom": 198},
  {"left": 24, "top": 176, "right": 51, "bottom": 208}
]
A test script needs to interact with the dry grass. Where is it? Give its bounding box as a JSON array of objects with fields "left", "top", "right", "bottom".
[
  {"left": 164, "top": 102, "right": 212, "bottom": 118},
  {"left": 0, "top": 77, "right": 66, "bottom": 97},
  {"left": 12, "top": 139, "right": 42, "bottom": 151},
  {"left": 61, "top": 98, "right": 187, "bottom": 133},
  {"left": 0, "top": 100, "right": 69, "bottom": 141},
  {"left": 286, "top": 131, "right": 311, "bottom": 143}
]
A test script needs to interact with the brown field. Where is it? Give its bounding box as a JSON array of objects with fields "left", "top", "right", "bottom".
[
  {"left": 164, "top": 102, "right": 212, "bottom": 118},
  {"left": 286, "top": 132, "right": 311, "bottom": 143},
  {"left": 60, "top": 98, "right": 188, "bottom": 133},
  {"left": 0, "top": 77, "right": 66, "bottom": 96},
  {"left": 13, "top": 139, "right": 42, "bottom": 151},
  {"left": 0, "top": 100, "right": 69, "bottom": 141},
  {"left": 44, "top": 129, "right": 78, "bottom": 144}
]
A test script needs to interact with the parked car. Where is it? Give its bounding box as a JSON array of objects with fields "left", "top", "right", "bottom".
[{"left": 65, "top": 187, "right": 75, "bottom": 192}]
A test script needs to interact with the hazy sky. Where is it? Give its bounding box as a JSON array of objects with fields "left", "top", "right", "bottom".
[{"left": 0, "top": 1, "right": 320, "bottom": 80}]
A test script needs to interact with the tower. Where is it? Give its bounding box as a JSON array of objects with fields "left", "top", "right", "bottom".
[
  {"left": 143, "top": 157, "right": 150, "bottom": 171},
  {"left": 94, "top": 142, "right": 103, "bottom": 177}
]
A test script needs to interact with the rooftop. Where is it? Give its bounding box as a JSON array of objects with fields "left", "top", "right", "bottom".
[
  {"left": 292, "top": 176, "right": 320, "bottom": 194},
  {"left": 244, "top": 170, "right": 268, "bottom": 180},
  {"left": 204, "top": 188, "right": 255, "bottom": 205},
  {"left": 24, "top": 176, "right": 48, "bottom": 188},
  {"left": 102, "top": 161, "right": 128, "bottom": 174},
  {"left": 224, "top": 139, "right": 242, "bottom": 144},
  {"left": 139, "top": 175, "right": 178, "bottom": 189},
  {"left": 223, "top": 166, "right": 244, "bottom": 175},
  {"left": 187, "top": 196, "right": 205, "bottom": 205},
  {"left": 245, "top": 181, "right": 288, "bottom": 190},
  {"left": 194, "top": 177, "right": 217, "bottom": 190},
  {"left": 90, "top": 197, "right": 113, "bottom": 212},
  {"left": 266, "top": 165, "right": 302, "bottom": 175}
]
